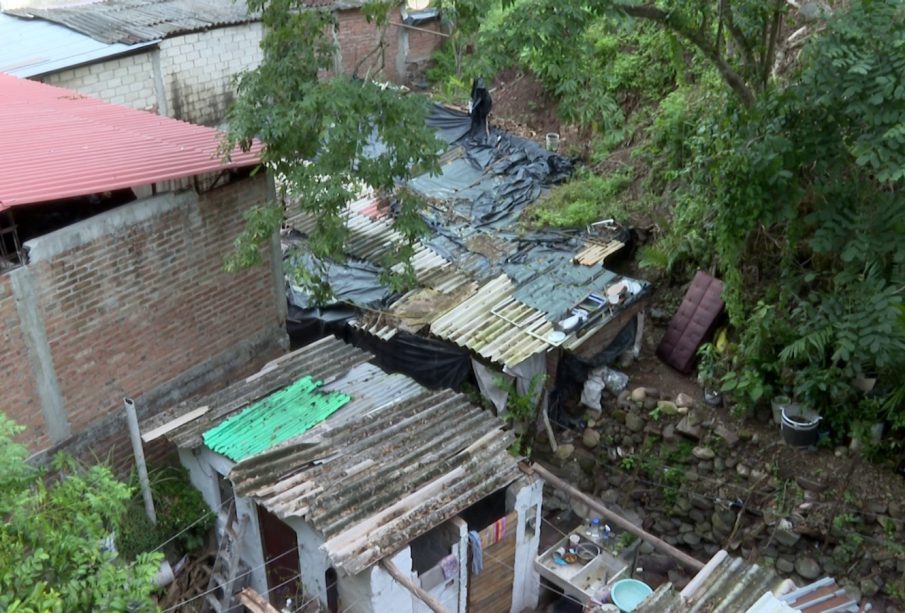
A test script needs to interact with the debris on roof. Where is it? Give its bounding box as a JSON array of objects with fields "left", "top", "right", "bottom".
[
  {"left": 5, "top": 0, "right": 257, "bottom": 45},
  {"left": 0, "top": 74, "right": 261, "bottom": 210},
  {"left": 144, "top": 336, "right": 522, "bottom": 577},
  {"left": 285, "top": 105, "right": 651, "bottom": 369},
  {"left": 0, "top": 13, "right": 157, "bottom": 78}
]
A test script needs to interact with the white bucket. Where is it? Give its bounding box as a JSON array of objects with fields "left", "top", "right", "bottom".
[{"left": 546, "top": 132, "right": 560, "bottom": 151}]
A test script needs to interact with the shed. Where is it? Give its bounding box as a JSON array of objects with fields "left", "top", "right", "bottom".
[{"left": 145, "top": 336, "right": 544, "bottom": 612}]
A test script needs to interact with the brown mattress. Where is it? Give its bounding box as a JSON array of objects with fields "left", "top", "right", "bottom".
[{"left": 656, "top": 271, "right": 725, "bottom": 373}]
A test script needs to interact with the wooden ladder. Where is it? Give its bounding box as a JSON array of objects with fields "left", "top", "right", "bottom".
[{"left": 204, "top": 504, "right": 249, "bottom": 613}]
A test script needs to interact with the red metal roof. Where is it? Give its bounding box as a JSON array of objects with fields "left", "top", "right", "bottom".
[{"left": 0, "top": 74, "right": 262, "bottom": 211}]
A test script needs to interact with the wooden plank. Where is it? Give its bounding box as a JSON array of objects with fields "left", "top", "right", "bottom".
[
  {"left": 236, "top": 588, "right": 280, "bottom": 613},
  {"left": 141, "top": 406, "right": 209, "bottom": 442},
  {"left": 468, "top": 523, "right": 517, "bottom": 613}
]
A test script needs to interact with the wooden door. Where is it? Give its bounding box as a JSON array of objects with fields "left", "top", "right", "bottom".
[{"left": 256, "top": 505, "right": 301, "bottom": 607}]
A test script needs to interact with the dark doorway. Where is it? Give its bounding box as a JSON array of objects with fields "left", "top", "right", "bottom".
[
  {"left": 256, "top": 505, "right": 302, "bottom": 607},
  {"left": 325, "top": 567, "right": 339, "bottom": 613}
]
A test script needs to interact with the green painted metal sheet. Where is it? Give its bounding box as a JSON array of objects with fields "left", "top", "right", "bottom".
[{"left": 203, "top": 376, "right": 350, "bottom": 461}]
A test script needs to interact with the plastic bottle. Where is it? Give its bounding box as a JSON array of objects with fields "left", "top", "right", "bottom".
[{"left": 590, "top": 517, "right": 602, "bottom": 543}]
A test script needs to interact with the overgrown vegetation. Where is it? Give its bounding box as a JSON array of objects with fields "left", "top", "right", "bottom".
[
  {"left": 0, "top": 414, "right": 161, "bottom": 611},
  {"left": 425, "top": 0, "right": 905, "bottom": 458},
  {"left": 117, "top": 464, "right": 215, "bottom": 561}
]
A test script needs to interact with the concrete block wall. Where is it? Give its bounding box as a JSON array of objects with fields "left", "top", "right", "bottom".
[
  {"left": 1, "top": 173, "right": 287, "bottom": 460},
  {"left": 41, "top": 51, "right": 158, "bottom": 111},
  {"left": 159, "top": 23, "right": 264, "bottom": 125}
]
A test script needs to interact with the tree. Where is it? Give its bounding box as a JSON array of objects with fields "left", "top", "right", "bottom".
[
  {"left": 226, "top": 0, "right": 443, "bottom": 301},
  {"left": 0, "top": 414, "right": 161, "bottom": 612}
]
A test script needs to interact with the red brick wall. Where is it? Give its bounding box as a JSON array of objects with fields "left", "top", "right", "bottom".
[
  {"left": 336, "top": 8, "right": 444, "bottom": 84},
  {"left": 13, "top": 174, "right": 284, "bottom": 457},
  {"left": 0, "top": 275, "right": 47, "bottom": 448}
]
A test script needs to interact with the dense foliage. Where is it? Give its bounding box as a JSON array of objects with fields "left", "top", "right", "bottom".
[
  {"left": 117, "top": 464, "right": 215, "bottom": 561},
  {"left": 428, "top": 0, "right": 905, "bottom": 451},
  {"left": 0, "top": 414, "right": 161, "bottom": 612}
]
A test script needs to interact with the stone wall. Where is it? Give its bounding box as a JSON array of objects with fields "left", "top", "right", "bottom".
[{"left": 539, "top": 385, "right": 905, "bottom": 605}]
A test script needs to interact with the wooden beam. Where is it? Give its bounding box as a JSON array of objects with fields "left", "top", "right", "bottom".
[
  {"left": 141, "top": 406, "right": 209, "bottom": 442},
  {"left": 380, "top": 558, "right": 449, "bottom": 613},
  {"left": 236, "top": 587, "right": 280, "bottom": 613},
  {"left": 524, "top": 462, "right": 705, "bottom": 573}
]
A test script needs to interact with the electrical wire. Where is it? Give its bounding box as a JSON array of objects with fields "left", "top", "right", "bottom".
[{"left": 160, "top": 547, "right": 297, "bottom": 612}]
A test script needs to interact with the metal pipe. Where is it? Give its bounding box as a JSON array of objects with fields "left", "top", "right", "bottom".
[
  {"left": 523, "top": 462, "right": 705, "bottom": 572},
  {"left": 124, "top": 397, "right": 157, "bottom": 525}
]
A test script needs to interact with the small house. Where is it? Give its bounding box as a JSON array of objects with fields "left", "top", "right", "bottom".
[{"left": 145, "top": 335, "right": 544, "bottom": 612}]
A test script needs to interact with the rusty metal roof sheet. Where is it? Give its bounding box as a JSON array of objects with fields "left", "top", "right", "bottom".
[
  {"left": 5, "top": 0, "right": 257, "bottom": 44},
  {"left": 147, "top": 336, "right": 371, "bottom": 450},
  {"left": 230, "top": 386, "right": 521, "bottom": 576},
  {"left": 0, "top": 74, "right": 261, "bottom": 210}
]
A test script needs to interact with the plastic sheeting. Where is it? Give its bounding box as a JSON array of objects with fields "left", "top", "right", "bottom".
[{"left": 286, "top": 252, "right": 390, "bottom": 310}]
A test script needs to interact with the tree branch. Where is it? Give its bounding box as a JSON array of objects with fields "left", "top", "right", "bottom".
[
  {"left": 612, "top": 2, "right": 756, "bottom": 106},
  {"left": 720, "top": 0, "right": 758, "bottom": 75}
]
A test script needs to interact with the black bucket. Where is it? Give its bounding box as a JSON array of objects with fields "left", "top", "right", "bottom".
[{"left": 781, "top": 405, "right": 821, "bottom": 446}]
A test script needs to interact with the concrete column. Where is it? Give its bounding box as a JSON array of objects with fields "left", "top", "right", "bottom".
[
  {"left": 8, "top": 266, "right": 70, "bottom": 442},
  {"left": 508, "top": 476, "right": 544, "bottom": 613},
  {"left": 150, "top": 46, "right": 170, "bottom": 117}
]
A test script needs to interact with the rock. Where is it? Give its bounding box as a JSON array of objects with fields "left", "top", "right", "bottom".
[
  {"left": 736, "top": 464, "right": 751, "bottom": 478},
  {"left": 617, "top": 389, "right": 631, "bottom": 404},
  {"left": 738, "top": 429, "right": 754, "bottom": 441},
  {"left": 643, "top": 397, "right": 659, "bottom": 411},
  {"left": 712, "top": 510, "right": 736, "bottom": 536},
  {"left": 698, "top": 461, "right": 713, "bottom": 473},
  {"left": 679, "top": 522, "right": 693, "bottom": 533},
  {"left": 657, "top": 400, "right": 679, "bottom": 416},
  {"left": 686, "top": 408, "right": 704, "bottom": 427},
  {"left": 617, "top": 350, "right": 635, "bottom": 369},
  {"left": 612, "top": 408, "right": 627, "bottom": 423},
  {"left": 639, "top": 541, "right": 655, "bottom": 555},
  {"left": 675, "top": 393, "right": 695, "bottom": 408},
  {"left": 667, "top": 569, "right": 690, "bottom": 590},
  {"left": 571, "top": 499, "right": 590, "bottom": 520},
  {"left": 645, "top": 387, "right": 661, "bottom": 400},
  {"left": 715, "top": 425, "right": 739, "bottom": 445},
  {"left": 676, "top": 416, "right": 703, "bottom": 440},
  {"left": 684, "top": 470, "right": 700, "bottom": 483},
  {"left": 795, "top": 556, "right": 821, "bottom": 580},
  {"left": 682, "top": 532, "right": 701, "bottom": 546},
  {"left": 714, "top": 457, "right": 725, "bottom": 472},
  {"left": 889, "top": 501, "right": 905, "bottom": 519},
  {"left": 693, "top": 446, "right": 716, "bottom": 460},
  {"left": 650, "top": 306, "right": 670, "bottom": 323},
  {"left": 662, "top": 424, "right": 677, "bottom": 442},
  {"left": 774, "top": 520, "right": 801, "bottom": 547},
  {"left": 834, "top": 446, "right": 848, "bottom": 458},
  {"left": 600, "top": 489, "right": 619, "bottom": 505},
  {"left": 776, "top": 557, "right": 795, "bottom": 574},
  {"left": 676, "top": 405, "right": 689, "bottom": 415},
  {"left": 868, "top": 500, "right": 888, "bottom": 515},
  {"left": 724, "top": 455, "right": 737, "bottom": 469},
  {"left": 630, "top": 387, "right": 647, "bottom": 402},
  {"left": 688, "top": 508, "right": 705, "bottom": 524},
  {"left": 860, "top": 578, "right": 880, "bottom": 597},
  {"left": 554, "top": 444, "right": 575, "bottom": 462},
  {"left": 625, "top": 412, "right": 645, "bottom": 432},
  {"left": 582, "top": 428, "right": 601, "bottom": 449}
]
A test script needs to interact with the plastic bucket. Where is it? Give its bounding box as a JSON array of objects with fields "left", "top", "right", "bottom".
[
  {"left": 771, "top": 396, "right": 795, "bottom": 425},
  {"left": 611, "top": 579, "right": 653, "bottom": 612},
  {"left": 546, "top": 132, "right": 561, "bottom": 151},
  {"left": 781, "top": 405, "right": 821, "bottom": 446}
]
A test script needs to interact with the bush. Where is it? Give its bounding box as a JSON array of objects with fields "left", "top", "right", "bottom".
[
  {"left": 527, "top": 169, "right": 631, "bottom": 228},
  {"left": 117, "top": 465, "right": 215, "bottom": 560}
]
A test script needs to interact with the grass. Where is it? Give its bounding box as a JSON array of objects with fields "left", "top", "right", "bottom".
[{"left": 526, "top": 168, "right": 633, "bottom": 229}]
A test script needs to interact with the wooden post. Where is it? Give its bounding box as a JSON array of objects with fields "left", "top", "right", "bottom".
[
  {"left": 236, "top": 588, "right": 280, "bottom": 613},
  {"left": 124, "top": 397, "right": 156, "bottom": 525},
  {"left": 524, "top": 462, "right": 705, "bottom": 573},
  {"left": 380, "top": 558, "right": 449, "bottom": 613}
]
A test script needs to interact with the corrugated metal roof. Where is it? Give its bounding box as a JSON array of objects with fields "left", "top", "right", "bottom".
[
  {"left": 0, "top": 13, "right": 157, "bottom": 78},
  {"left": 429, "top": 274, "right": 560, "bottom": 368},
  {"left": 230, "top": 386, "right": 521, "bottom": 576},
  {"left": 0, "top": 74, "right": 261, "bottom": 210},
  {"left": 5, "top": 0, "right": 257, "bottom": 45},
  {"left": 635, "top": 551, "right": 859, "bottom": 613},
  {"left": 146, "top": 336, "right": 372, "bottom": 450},
  {"left": 202, "top": 376, "right": 351, "bottom": 461}
]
